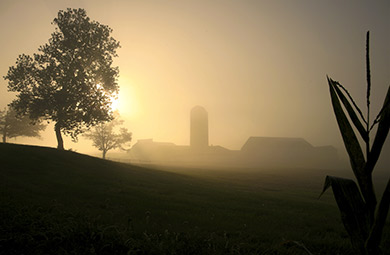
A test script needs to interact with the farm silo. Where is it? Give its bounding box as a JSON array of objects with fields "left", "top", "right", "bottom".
[{"left": 190, "top": 106, "right": 208, "bottom": 151}]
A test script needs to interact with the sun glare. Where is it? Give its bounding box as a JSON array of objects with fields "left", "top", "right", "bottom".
[
  {"left": 113, "top": 77, "right": 139, "bottom": 118},
  {"left": 108, "top": 89, "right": 139, "bottom": 118},
  {"left": 110, "top": 96, "right": 120, "bottom": 111}
]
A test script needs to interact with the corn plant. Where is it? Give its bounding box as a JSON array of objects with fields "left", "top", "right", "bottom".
[{"left": 320, "top": 32, "right": 390, "bottom": 254}]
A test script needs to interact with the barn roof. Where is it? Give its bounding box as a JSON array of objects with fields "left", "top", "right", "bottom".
[{"left": 241, "top": 136, "right": 313, "bottom": 152}]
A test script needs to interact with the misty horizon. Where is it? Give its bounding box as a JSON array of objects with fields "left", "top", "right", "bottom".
[
  {"left": 1, "top": 2, "right": 389, "bottom": 254},
  {"left": 1, "top": 0, "right": 389, "bottom": 156}
]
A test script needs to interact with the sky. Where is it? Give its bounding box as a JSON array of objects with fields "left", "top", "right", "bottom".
[{"left": 0, "top": 0, "right": 389, "bottom": 155}]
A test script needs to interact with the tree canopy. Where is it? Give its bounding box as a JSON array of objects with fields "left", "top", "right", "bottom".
[
  {"left": 84, "top": 113, "right": 132, "bottom": 159},
  {"left": 4, "top": 8, "right": 120, "bottom": 150},
  {"left": 0, "top": 107, "right": 46, "bottom": 143}
]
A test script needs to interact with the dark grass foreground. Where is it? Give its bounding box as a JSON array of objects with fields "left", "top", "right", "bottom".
[{"left": 0, "top": 143, "right": 389, "bottom": 254}]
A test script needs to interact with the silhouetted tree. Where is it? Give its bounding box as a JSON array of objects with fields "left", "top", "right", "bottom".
[
  {"left": 321, "top": 32, "right": 390, "bottom": 254},
  {"left": 4, "top": 8, "right": 120, "bottom": 150},
  {"left": 0, "top": 107, "right": 46, "bottom": 143},
  {"left": 84, "top": 113, "right": 132, "bottom": 159}
]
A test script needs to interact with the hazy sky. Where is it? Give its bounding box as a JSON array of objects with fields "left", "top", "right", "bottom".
[{"left": 0, "top": 0, "right": 389, "bottom": 154}]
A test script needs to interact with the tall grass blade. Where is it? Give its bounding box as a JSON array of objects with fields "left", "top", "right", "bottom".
[
  {"left": 320, "top": 176, "right": 369, "bottom": 254},
  {"left": 367, "top": 86, "right": 390, "bottom": 173},
  {"left": 331, "top": 79, "right": 369, "bottom": 143}
]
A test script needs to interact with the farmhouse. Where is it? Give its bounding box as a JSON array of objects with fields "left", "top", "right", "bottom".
[{"left": 129, "top": 106, "right": 340, "bottom": 168}]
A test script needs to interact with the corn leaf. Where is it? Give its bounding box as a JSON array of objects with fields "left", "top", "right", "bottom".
[
  {"left": 332, "top": 79, "right": 369, "bottom": 143},
  {"left": 337, "top": 82, "right": 367, "bottom": 127},
  {"left": 320, "top": 176, "right": 370, "bottom": 253},
  {"left": 367, "top": 86, "right": 390, "bottom": 173},
  {"left": 328, "top": 77, "right": 377, "bottom": 221},
  {"left": 366, "top": 178, "right": 390, "bottom": 254},
  {"left": 328, "top": 77, "right": 366, "bottom": 177}
]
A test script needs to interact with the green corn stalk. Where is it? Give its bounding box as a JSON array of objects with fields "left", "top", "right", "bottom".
[{"left": 320, "top": 31, "right": 390, "bottom": 255}]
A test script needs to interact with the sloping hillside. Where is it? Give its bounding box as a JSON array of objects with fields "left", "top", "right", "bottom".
[
  {"left": 0, "top": 143, "right": 234, "bottom": 228},
  {"left": 1, "top": 143, "right": 386, "bottom": 254}
]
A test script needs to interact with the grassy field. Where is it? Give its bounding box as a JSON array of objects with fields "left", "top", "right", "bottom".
[{"left": 0, "top": 143, "right": 389, "bottom": 254}]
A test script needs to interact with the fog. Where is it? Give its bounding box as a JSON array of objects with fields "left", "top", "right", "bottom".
[{"left": 0, "top": 0, "right": 389, "bottom": 160}]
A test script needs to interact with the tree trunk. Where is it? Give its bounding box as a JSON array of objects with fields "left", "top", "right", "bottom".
[
  {"left": 102, "top": 150, "right": 107, "bottom": 159},
  {"left": 2, "top": 125, "right": 7, "bottom": 143},
  {"left": 55, "top": 123, "right": 64, "bottom": 150}
]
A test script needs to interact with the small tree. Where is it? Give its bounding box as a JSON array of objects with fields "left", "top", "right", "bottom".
[
  {"left": 0, "top": 107, "right": 46, "bottom": 143},
  {"left": 4, "top": 8, "right": 120, "bottom": 150},
  {"left": 320, "top": 32, "right": 390, "bottom": 254},
  {"left": 84, "top": 115, "right": 132, "bottom": 159}
]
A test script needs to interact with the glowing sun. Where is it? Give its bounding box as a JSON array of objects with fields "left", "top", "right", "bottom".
[{"left": 110, "top": 95, "right": 120, "bottom": 111}]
